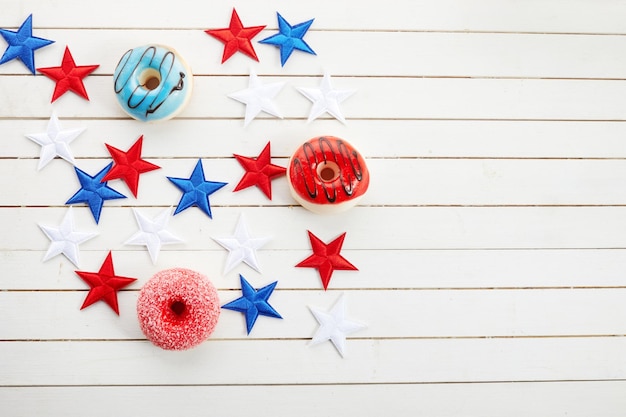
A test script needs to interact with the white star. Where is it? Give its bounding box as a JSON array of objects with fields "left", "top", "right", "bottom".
[
  {"left": 124, "top": 207, "right": 183, "bottom": 264},
  {"left": 25, "top": 112, "right": 85, "bottom": 170},
  {"left": 309, "top": 293, "right": 367, "bottom": 357},
  {"left": 297, "top": 72, "right": 355, "bottom": 124},
  {"left": 228, "top": 69, "right": 286, "bottom": 127},
  {"left": 38, "top": 207, "right": 98, "bottom": 268},
  {"left": 212, "top": 214, "right": 271, "bottom": 274}
]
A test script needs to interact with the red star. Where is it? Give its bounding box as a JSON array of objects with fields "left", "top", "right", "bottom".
[
  {"left": 101, "top": 135, "right": 160, "bottom": 198},
  {"left": 296, "top": 231, "right": 358, "bottom": 290},
  {"left": 205, "top": 8, "right": 266, "bottom": 63},
  {"left": 37, "top": 46, "right": 99, "bottom": 102},
  {"left": 233, "top": 141, "right": 286, "bottom": 199},
  {"left": 75, "top": 251, "right": 137, "bottom": 315}
]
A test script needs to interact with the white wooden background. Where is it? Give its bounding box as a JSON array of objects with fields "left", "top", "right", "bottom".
[{"left": 1, "top": 0, "right": 626, "bottom": 415}]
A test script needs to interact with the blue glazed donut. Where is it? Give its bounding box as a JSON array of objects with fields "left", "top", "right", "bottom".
[{"left": 113, "top": 45, "right": 193, "bottom": 122}]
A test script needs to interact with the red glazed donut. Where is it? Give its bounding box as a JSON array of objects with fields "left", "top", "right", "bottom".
[
  {"left": 287, "top": 136, "right": 370, "bottom": 214},
  {"left": 137, "top": 268, "right": 220, "bottom": 350}
]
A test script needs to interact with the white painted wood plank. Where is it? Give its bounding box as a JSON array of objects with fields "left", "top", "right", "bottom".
[
  {"left": 3, "top": 76, "right": 626, "bottom": 120},
  {"left": 5, "top": 248, "right": 626, "bottom": 291},
  {"left": 5, "top": 207, "right": 626, "bottom": 251},
  {"left": 2, "top": 0, "right": 626, "bottom": 33},
  {"left": 6, "top": 119, "right": 626, "bottom": 159},
  {"left": 3, "top": 30, "right": 626, "bottom": 78},
  {"left": 2, "top": 338, "right": 625, "bottom": 385},
  {"left": 2, "top": 289, "right": 625, "bottom": 340},
  {"left": 2, "top": 0, "right": 625, "bottom": 412},
  {"left": 3, "top": 382, "right": 626, "bottom": 417},
  {"left": 4, "top": 158, "right": 626, "bottom": 206}
]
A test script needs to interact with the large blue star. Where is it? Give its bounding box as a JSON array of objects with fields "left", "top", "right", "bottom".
[
  {"left": 168, "top": 159, "right": 227, "bottom": 218},
  {"left": 0, "top": 14, "right": 54, "bottom": 74},
  {"left": 66, "top": 163, "right": 126, "bottom": 224},
  {"left": 259, "top": 12, "right": 315, "bottom": 66},
  {"left": 222, "top": 275, "right": 282, "bottom": 334}
]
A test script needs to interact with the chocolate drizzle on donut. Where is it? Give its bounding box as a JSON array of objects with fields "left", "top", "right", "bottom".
[
  {"left": 298, "top": 141, "right": 321, "bottom": 199},
  {"left": 113, "top": 46, "right": 186, "bottom": 118},
  {"left": 146, "top": 72, "right": 185, "bottom": 116},
  {"left": 318, "top": 137, "right": 338, "bottom": 202},
  {"left": 290, "top": 136, "right": 368, "bottom": 205}
]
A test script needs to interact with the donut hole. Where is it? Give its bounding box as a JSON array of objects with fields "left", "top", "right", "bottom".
[
  {"left": 139, "top": 68, "right": 161, "bottom": 91},
  {"left": 169, "top": 300, "right": 187, "bottom": 318},
  {"left": 317, "top": 161, "right": 340, "bottom": 182}
]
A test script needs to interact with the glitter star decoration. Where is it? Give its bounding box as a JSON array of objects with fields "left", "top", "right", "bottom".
[
  {"left": 101, "top": 135, "right": 160, "bottom": 198},
  {"left": 205, "top": 8, "right": 266, "bottom": 63},
  {"left": 37, "top": 46, "right": 99, "bottom": 102},
  {"left": 309, "top": 293, "right": 367, "bottom": 357},
  {"left": 66, "top": 163, "right": 127, "bottom": 224},
  {"left": 213, "top": 214, "right": 271, "bottom": 274},
  {"left": 25, "top": 112, "right": 85, "bottom": 170},
  {"left": 0, "top": 14, "right": 54, "bottom": 74},
  {"left": 38, "top": 207, "right": 98, "bottom": 268},
  {"left": 124, "top": 207, "right": 183, "bottom": 264},
  {"left": 259, "top": 12, "right": 315, "bottom": 66},
  {"left": 75, "top": 251, "right": 137, "bottom": 315},
  {"left": 228, "top": 69, "right": 285, "bottom": 127},
  {"left": 222, "top": 275, "right": 282, "bottom": 334},
  {"left": 233, "top": 141, "right": 286, "bottom": 199},
  {"left": 168, "top": 159, "right": 227, "bottom": 218},
  {"left": 297, "top": 72, "right": 355, "bottom": 124},
  {"left": 296, "top": 231, "right": 358, "bottom": 290}
]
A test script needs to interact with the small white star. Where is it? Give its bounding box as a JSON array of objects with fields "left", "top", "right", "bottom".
[
  {"left": 212, "top": 214, "right": 271, "bottom": 274},
  {"left": 228, "top": 69, "right": 286, "bottom": 127},
  {"left": 297, "top": 72, "right": 355, "bottom": 124},
  {"left": 124, "top": 207, "right": 183, "bottom": 264},
  {"left": 39, "top": 207, "right": 98, "bottom": 268},
  {"left": 309, "top": 293, "right": 367, "bottom": 357},
  {"left": 25, "top": 112, "right": 85, "bottom": 170}
]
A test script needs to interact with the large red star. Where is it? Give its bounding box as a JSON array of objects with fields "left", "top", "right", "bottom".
[
  {"left": 233, "top": 141, "right": 286, "bottom": 199},
  {"left": 101, "top": 135, "right": 160, "bottom": 198},
  {"left": 36, "top": 46, "right": 99, "bottom": 102},
  {"left": 296, "top": 231, "right": 358, "bottom": 290},
  {"left": 75, "top": 251, "right": 137, "bottom": 315},
  {"left": 205, "top": 8, "right": 266, "bottom": 63}
]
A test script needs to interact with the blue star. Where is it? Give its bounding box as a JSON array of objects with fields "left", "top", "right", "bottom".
[
  {"left": 0, "top": 14, "right": 54, "bottom": 74},
  {"left": 167, "top": 159, "right": 227, "bottom": 218},
  {"left": 259, "top": 12, "right": 316, "bottom": 66},
  {"left": 66, "top": 163, "right": 126, "bottom": 224},
  {"left": 222, "top": 275, "right": 282, "bottom": 334}
]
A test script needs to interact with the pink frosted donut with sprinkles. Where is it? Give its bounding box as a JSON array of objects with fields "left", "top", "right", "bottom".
[
  {"left": 136, "top": 268, "right": 220, "bottom": 350},
  {"left": 287, "top": 136, "right": 370, "bottom": 214}
]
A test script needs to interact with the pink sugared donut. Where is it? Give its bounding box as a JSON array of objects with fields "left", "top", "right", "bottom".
[
  {"left": 287, "top": 136, "right": 370, "bottom": 214},
  {"left": 137, "top": 268, "right": 220, "bottom": 350}
]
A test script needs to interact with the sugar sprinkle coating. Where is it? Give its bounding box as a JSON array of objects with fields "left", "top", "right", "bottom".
[{"left": 137, "top": 268, "right": 220, "bottom": 350}]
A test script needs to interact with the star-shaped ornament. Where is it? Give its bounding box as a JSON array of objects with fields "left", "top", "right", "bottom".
[
  {"left": 168, "top": 159, "right": 227, "bottom": 218},
  {"left": 75, "top": 251, "right": 137, "bottom": 315},
  {"left": 222, "top": 275, "right": 282, "bottom": 334},
  {"left": 297, "top": 72, "right": 355, "bottom": 124},
  {"left": 101, "top": 135, "right": 160, "bottom": 198},
  {"left": 125, "top": 207, "right": 183, "bottom": 264},
  {"left": 213, "top": 214, "right": 271, "bottom": 274},
  {"left": 296, "top": 231, "right": 358, "bottom": 290},
  {"left": 233, "top": 141, "right": 286, "bottom": 199},
  {"left": 0, "top": 14, "right": 54, "bottom": 74},
  {"left": 66, "top": 163, "right": 127, "bottom": 224},
  {"left": 309, "top": 293, "right": 367, "bottom": 357},
  {"left": 228, "top": 69, "right": 285, "bottom": 127},
  {"left": 259, "top": 12, "right": 315, "bottom": 66},
  {"left": 37, "top": 46, "right": 99, "bottom": 102},
  {"left": 38, "top": 207, "right": 98, "bottom": 268},
  {"left": 25, "top": 112, "right": 85, "bottom": 170},
  {"left": 205, "top": 8, "right": 266, "bottom": 63}
]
